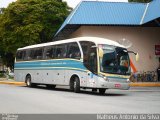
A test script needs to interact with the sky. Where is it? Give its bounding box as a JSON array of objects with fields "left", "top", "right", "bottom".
[{"left": 0, "top": 0, "right": 128, "bottom": 8}]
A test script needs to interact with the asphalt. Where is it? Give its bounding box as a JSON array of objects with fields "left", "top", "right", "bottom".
[
  {"left": 0, "top": 78, "right": 160, "bottom": 87},
  {"left": 0, "top": 84, "right": 160, "bottom": 114}
]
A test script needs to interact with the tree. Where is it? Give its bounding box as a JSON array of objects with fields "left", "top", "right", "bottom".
[
  {"left": 128, "top": 0, "right": 152, "bottom": 2},
  {"left": 0, "top": 0, "right": 71, "bottom": 69}
]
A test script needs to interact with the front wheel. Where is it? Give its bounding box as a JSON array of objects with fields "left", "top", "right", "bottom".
[
  {"left": 70, "top": 77, "right": 80, "bottom": 93},
  {"left": 99, "top": 88, "right": 106, "bottom": 95}
]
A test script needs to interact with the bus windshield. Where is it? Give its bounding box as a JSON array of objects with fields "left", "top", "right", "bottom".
[{"left": 99, "top": 44, "right": 131, "bottom": 75}]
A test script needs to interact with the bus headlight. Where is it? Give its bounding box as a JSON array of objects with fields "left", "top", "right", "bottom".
[
  {"left": 99, "top": 74, "right": 108, "bottom": 81},
  {"left": 127, "top": 79, "right": 130, "bottom": 82},
  {"left": 103, "top": 76, "right": 108, "bottom": 81}
]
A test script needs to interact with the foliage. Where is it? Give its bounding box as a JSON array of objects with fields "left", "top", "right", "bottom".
[
  {"left": 0, "top": 0, "right": 71, "bottom": 69},
  {"left": 0, "top": 73, "right": 5, "bottom": 78},
  {"left": 128, "top": 0, "right": 152, "bottom": 3}
]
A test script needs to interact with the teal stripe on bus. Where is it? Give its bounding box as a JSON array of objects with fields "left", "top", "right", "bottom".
[
  {"left": 14, "top": 66, "right": 88, "bottom": 72},
  {"left": 14, "top": 59, "right": 87, "bottom": 71}
]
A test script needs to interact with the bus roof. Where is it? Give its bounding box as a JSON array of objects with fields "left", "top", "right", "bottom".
[{"left": 18, "top": 37, "right": 124, "bottom": 50}]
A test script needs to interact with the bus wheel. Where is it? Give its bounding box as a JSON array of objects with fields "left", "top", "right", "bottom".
[
  {"left": 46, "top": 85, "right": 56, "bottom": 89},
  {"left": 26, "top": 75, "right": 36, "bottom": 87},
  {"left": 73, "top": 77, "right": 80, "bottom": 93},
  {"left": 26, "top": 75, "right": 32, "bottom": 87},
  {"left": 99, "top": 88, "right": 106, "bottom": 95}
]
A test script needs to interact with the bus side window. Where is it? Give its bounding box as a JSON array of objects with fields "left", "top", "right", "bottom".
[
  {"left": 55, "top": 44, "right": 66, "bottom": 59},
  {"left": 44, "top": 46, "right": 55, "bottom": 59},
  {"left": 16, "top": 50, "right": 26, "bottom": 61},
  {"left": 28, "top": 47, "right": 43, "bottom": 60},
  {"left": 28, "top": 49, "right": 35, "bottom": 60},
  {"left": 25, "top": 49, "right": 30, "bottom": 61},
  {"left": 80, "top": 41, "right": 97, "bottom": 74},
  {"left": 35, "top": 48, "right": 43, "bottom": 60},
  {"left": 67, "top": 42, "right": 81, "bottom": 59}
]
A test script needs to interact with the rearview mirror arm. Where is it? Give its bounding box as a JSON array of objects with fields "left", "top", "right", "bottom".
[{"left": 128, "top": 51, "right": 137, "bottom": 55}]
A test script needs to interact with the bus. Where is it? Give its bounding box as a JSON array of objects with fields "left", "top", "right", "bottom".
[{"left": 14, "top": 37, "right": 136, "bottom": 94}]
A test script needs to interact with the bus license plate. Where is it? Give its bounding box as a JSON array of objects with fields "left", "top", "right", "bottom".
[{"left": 115, "top": 84, "right": 121, "bottom": 88}]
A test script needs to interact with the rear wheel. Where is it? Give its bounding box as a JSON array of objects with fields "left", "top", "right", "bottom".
[
  {"left": 26, "top": 75, "right": 32, "bottom": 87},
  {"left": 99, "top": 88, "right": 106, "bottom": 95},
  {"left": 26, "top": 75, "right": 36, "bottom": 87}
]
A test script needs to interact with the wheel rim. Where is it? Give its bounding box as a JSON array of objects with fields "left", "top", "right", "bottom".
[
  {"left": 74, "top": 80, "right": 76, "bottom": 90},
  {"left": 26, "top": 78, "right": 31, "bottom": 86}
]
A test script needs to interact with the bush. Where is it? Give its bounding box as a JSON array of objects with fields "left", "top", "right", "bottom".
[{"left": 0, "top": 73, "right": 5, "bottom": 78}]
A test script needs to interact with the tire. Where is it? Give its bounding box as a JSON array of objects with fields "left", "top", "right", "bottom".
[
  {"left": 70, "top": 76, "right": 80, "bottom": 93},
  {"left": 70, "top": 80, "right": 74, "bottom": 91},
  {"left": 99, "top": 88, "right": 106, "bottom": 95},
  {"left": 26, "top": 75, "right": 32, "bottom": 87},
  {"left": 46, "top": 84, "right": 56, "bottom": 89},
  {"left": 26, "top": 75, "right": 36, "bottom": 87},
  {"left": 73, "top": 77, "right": 80, "bottom": 93}
]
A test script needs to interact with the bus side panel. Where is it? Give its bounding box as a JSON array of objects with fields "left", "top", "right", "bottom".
[
  {"left": 41, "top": 70, "right": 58, "bottom": 85},
  {"left": 64, "top": 70, "right": 88, "bottom": 87},
  {"left": 14, "top": 69, "right": 29, "bottom": 82},
  {"left": 40, "top": 70, "right": 65, "bottom": 85},
  {"left": 14, "top": 59, "right": 89, "bottom": 86},
  {"left": 85, "top": 72, "right": 99, "bottom": 88}
]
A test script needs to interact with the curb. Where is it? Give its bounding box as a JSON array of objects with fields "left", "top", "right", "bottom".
[
  {"left": 0, "top": 81, "right": 25, "bottom": 86},
  {"left": 130, "top": 82, "right": 160, "bottom": 87}
]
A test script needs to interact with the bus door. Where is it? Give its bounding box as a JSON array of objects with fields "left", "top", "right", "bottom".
[{"left": 80, "top": 41, "right": 98, "bottom": 87}]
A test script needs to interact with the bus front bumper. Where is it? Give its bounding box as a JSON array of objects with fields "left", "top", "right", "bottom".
[{"left": 100, "top": 82, "right": 130, "bottom": 90}]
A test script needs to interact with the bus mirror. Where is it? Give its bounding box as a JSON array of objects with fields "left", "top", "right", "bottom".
[
  {"left": 135, "top": 53, "right": 139, "bottom": 61},
  {"left": 128, "top": 51, "right": 139, "bottom": 61},
  {"left": 99, "top": 48, "right": 104, "bottom": 58}
]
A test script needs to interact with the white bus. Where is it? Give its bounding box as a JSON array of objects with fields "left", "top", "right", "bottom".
[{"left": 14, "top": 37, "right": 135, "bottom": 94}]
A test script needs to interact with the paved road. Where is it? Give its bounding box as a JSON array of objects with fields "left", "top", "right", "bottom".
[{"left": 0, "top": 84, "right": 160, "bottom": 114}]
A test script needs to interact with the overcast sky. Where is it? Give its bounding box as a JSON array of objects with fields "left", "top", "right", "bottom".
[{"left": 0, "top": 0, "right": 128, "bottom": 8}]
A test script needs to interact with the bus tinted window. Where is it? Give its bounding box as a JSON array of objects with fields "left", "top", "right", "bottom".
[
  {"left": 16, "top": 50, "right": 26, "bottom": 61},
  {"left": 67, "top": 42, "right": 81, "bottom": 59},
  {"left": 44, "top": 46, "right": 56, "bottom": 59},
  {"left": 35, "top": 48, "right": 43, "bottom": 60},
  {"left": 28, "top": 49, "right": 34, "bottom": 60},
  {"left": 28, "top": 48, "right": 43, "bottom": 60},
  {"left": 55, "top": 44, "right": 66, "bottom": 59}
]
